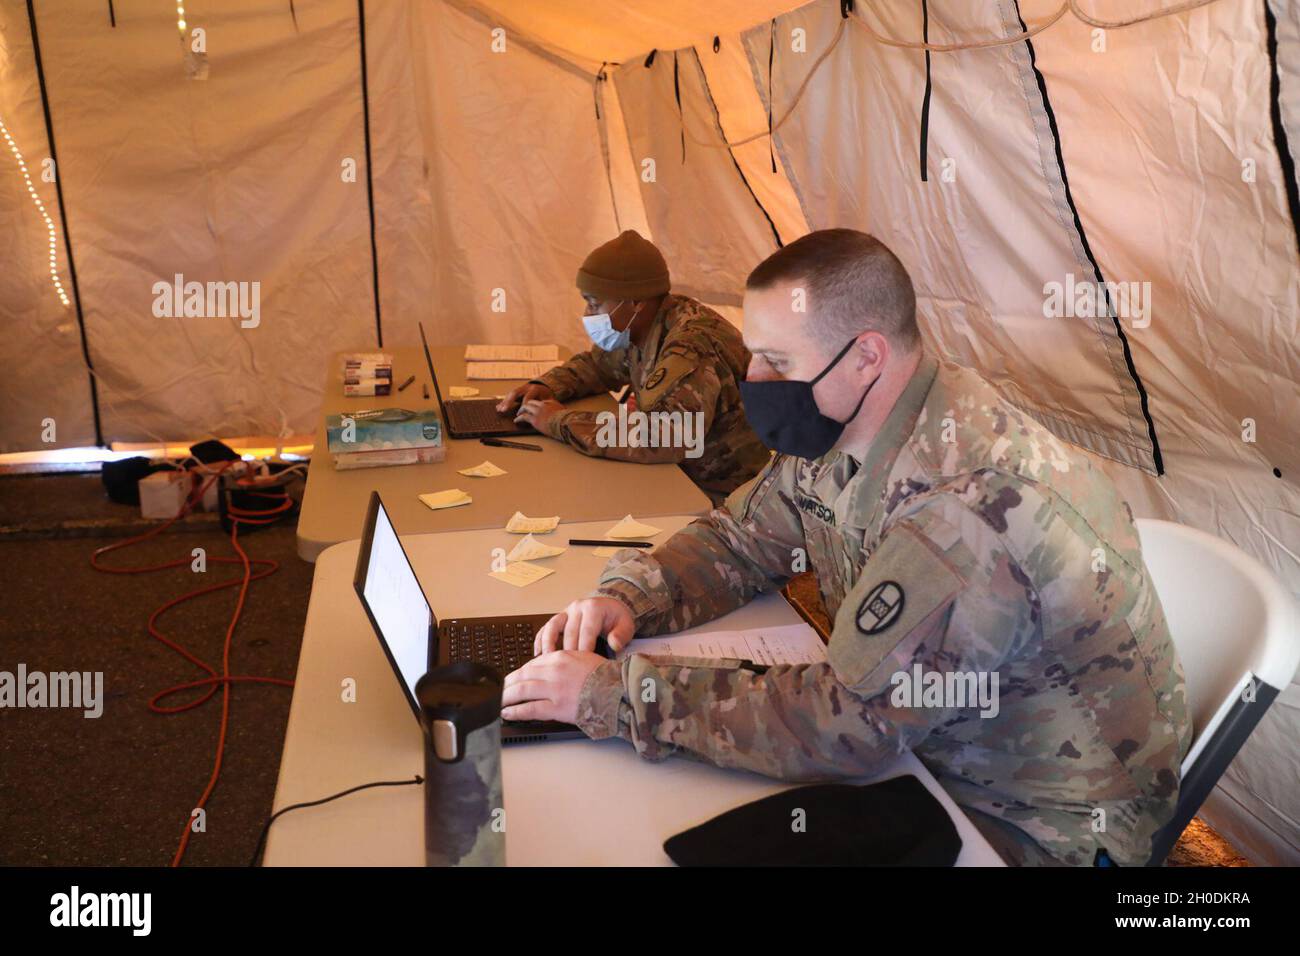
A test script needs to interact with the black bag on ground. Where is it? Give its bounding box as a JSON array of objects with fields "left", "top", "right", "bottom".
[
  {"left": 101, "top": 456, "right": 174, "bottom": 505},
  {"left": 663, "top": 774, "right": 962, "bottom": 866}
]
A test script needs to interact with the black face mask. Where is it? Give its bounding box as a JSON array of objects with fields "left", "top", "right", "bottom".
[{"left": 739, "top": 338, "right": 879, "bottom": 459}]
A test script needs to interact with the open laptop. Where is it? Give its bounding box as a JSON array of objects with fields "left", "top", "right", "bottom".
[
  {"left": 352, "top": 490, "right": 592, "bottom": 744},
  {"left": 418, "top": 321, "right": 536, "bottom": 439}
]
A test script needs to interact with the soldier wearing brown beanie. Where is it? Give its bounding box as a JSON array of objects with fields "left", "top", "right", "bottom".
[{"left": 499, "top": 229, "right": 769, "bottom": 503}]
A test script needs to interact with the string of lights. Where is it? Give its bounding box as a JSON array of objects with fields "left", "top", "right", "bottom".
[{"left": 0, "top": 112, "right": 70, "bottom": 308}]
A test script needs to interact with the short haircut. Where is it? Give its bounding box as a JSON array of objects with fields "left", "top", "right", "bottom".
[{"left": 745, "top": 229, "right": 920, "bottom": 351}]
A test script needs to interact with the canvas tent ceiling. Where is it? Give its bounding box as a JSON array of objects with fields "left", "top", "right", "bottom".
[{"left": 0, "top": 0, "right": 1297, "bottom": 862}]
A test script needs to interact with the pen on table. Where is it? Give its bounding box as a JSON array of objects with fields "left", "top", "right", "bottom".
[
  {"left": 481, "top": 438, "right": 543, "bottom": 452},
  {"left": 568, "top": 539, "right": 654, "bottom": 549},
  {"left": 397, "top": 374, "right": 416, "bottom": 392}
]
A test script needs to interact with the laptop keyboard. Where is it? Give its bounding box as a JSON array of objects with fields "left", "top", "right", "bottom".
[
  {"left": 445, "top": 619, "right": 538, "bottom": 675},
  {"left": 452, "top": 400, "right": 523, "bottom": 431}
]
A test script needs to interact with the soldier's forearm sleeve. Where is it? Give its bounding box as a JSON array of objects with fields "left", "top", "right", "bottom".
[
  {"left": 575, "top": 656, "right": 906, "bottom": 781},
  {"left": 537, "top": 348, "right": 627, "bottom": 402},
  {"left": 594, "top": 460, "right": 805, "bottom": 635},
  {"left": 546, "top": 411, "right": 690, "bottom": 463}
]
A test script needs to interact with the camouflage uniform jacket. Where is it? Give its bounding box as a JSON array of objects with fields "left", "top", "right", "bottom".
[
  {"left": 575, "top": 353, "right": 1190, "bottom": 866},
  {"left": 535, "top": 295, "right": 770, "bottom": 500}
]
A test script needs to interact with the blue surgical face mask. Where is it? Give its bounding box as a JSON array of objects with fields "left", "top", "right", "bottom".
[{"left": 583, "top": 301, "right": 633, "bottom": 351}]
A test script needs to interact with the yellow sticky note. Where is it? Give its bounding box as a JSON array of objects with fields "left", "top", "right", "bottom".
[
  {"left": 419, "top": 489, "right": 472, "bottom": 511},
  {"left": 489, "top": 560, "right": 555, "bottom": 588},
  {"left": 505, "top": 511, "right": 560, "bottom": 534},
  {"left": 606, "top": 514, "right": 661, "bottom": 538},
  {"left": 449, "top": 386, "right": 480, "bottom": 398},
  {"left": 458, "top": 460, "right": 507, "bottom": 478}
]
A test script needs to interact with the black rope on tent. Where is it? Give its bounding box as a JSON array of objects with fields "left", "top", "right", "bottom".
[
  {"left": 919, "top": 0, "right": 933, "bottom": 182},
  {"left": 290, "top": 0, "right": 300, "bottom": 34},
  {"left": 1012, "top": 1, "right": 1164, "bottom": 475},
  {"left": 692, "top": 49, "right": 783, "bottom": 249},
  {"left": 356, "top": 0, "right": 383, "bottom": 348},
  {"left": 767, "top": 20, "right": 776, "bottom": 173},
  {"left": 593, "top": 62, "right": 606, "bottom": 120},
  {"left": 593, "top": 62, "right": 622, "bottom": 233},
  {"left": 25, "top": 0, "right": 104, "bottom": 447},
  {"left": 1264, "top": 1, "right": 1300, "bottom": 260},
  {"left": 673, "top": 51, "right": 686, "bottom": 164},
  {"left": 108, "top": 0, "right": 116, "bottom": 27}
]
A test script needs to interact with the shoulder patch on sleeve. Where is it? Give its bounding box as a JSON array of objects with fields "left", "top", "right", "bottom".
[
  {"left": 828, "top": 523, "right": 966, "bottom": 693},
  {"left": 637, "top": 349, "right": 708, "bottom": 408}
]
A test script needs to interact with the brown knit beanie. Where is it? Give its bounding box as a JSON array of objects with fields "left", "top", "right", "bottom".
[{"left": 576, "top": 230, "right": 671, "bottom": 301}]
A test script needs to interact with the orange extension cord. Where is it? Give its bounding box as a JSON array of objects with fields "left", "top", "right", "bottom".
[{"left": 90, "top": 461, "right": 296, "bottom": 866}]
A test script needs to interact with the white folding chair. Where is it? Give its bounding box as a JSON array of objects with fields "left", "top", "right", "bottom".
[{"left": 1135, "top": 519, "right": 1300, "bottom": 865}]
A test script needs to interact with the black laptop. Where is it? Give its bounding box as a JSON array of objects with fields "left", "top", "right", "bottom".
[
  {"left": 418, "top": 322, "right": 536, "bottom": 439},
  {"left": 353, "top": 490, "right": 592, "bottom": 743}
]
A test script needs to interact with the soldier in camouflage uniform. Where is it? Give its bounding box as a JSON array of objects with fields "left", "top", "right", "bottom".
[
  {"left": 502, "top": 230, "right": 770, "bottom": 503},
  {"left": 502, "top": 230, "right": 1190, "bottom": 867}
]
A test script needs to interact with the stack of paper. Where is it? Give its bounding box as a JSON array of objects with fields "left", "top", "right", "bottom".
[
  {"left": 466, "top": 360, "right": 561, "bottom": 380},
  {"left": 465, "top": 345, "right": 560, "bottom": 362},
  {"left": 465, "top": 344, "right": 561, "bottom": 381},
  {"left": 617, "top": 623, "right": 827, "bottom": 666}
]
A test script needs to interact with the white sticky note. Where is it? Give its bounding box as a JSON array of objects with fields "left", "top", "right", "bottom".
[
  {"left": 508, "top": 534, "right": 565, "bottom": 561},
  {"left": 419, "top": 489, "right": 472, "bottom": 511},
  {"left": 489, "top": 561, "right": 556, "bottom": 588},
  {"left": 592, "top": 547, "right": 622, "bottom": 558},
  {"left": 605, "top": 514, "right": 662, "bottom": 539},
  {"left": 505, "top": 511, "right": 560, "bottom": 534},
  {"left": 449, "top": 386, "right": 480, "bottom": 398},
  {"left": 458, "top": 460, "right": 507, "bottom": 478}
]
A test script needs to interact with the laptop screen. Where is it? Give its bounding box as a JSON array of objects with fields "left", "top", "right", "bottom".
[
  {"left": 359, "top": 498, "right": 432, "bottom": 710},
  {"left": 417, "top": 321, "right": 446, "bottom": 416}
]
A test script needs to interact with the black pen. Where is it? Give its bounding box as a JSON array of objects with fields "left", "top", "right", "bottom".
[
  {"left": 569, "top": 539, "right": 653, "bottom": 548},
  {"left": 481, "top": 438, "right": 543, "bottom": 452}
]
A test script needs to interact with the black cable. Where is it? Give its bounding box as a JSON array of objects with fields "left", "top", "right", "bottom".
[{"left": 249, "top": 774, "right": 423, "bottom": 867}]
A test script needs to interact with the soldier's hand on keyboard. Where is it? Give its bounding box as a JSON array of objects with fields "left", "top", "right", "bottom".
[
  {"left": 502, "top": 650, "right": 605, "bottom": 725},
  {"left": 534, "top": 597, "right": 634, "bottom": 655},
  {"left": 513, "top": 398, "right": 563, "bottom": 432},
  {"left": 496, "top": 382, "right": 554, "bottom": 412}
]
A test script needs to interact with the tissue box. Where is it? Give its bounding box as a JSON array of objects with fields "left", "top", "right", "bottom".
[{"left": 325, "top": 408, "right": 443, "bottom": 454}]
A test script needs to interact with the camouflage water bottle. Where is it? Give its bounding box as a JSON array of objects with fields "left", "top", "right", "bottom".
[{"left": 415, "top": 662, "right": 506, "bottom": 866}]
